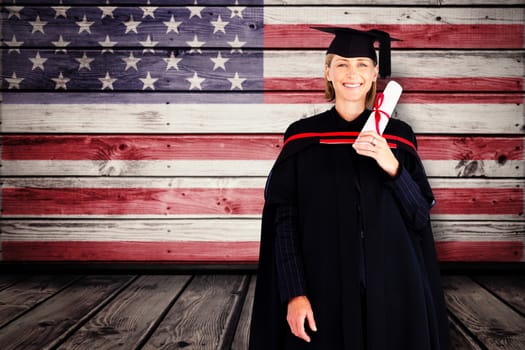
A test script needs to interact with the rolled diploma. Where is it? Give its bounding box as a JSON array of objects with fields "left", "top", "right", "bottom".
[{"left": 360, "top": 80, "right": 403, "bottom": 135}]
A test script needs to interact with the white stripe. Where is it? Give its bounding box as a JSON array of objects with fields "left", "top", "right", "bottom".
[
  {"left": 1, "top": 160, "right": 522, "bottom": 178},
  {"left": 264, "top": 51, "right": 525, "bottom": 78},
  {"left": 1, "top": 103, "right": 522, "bottom": 134},
  {"left": 263, "top": 7, "right": 524, "bottom": 25},
  {"left": 1, "top": 220, "right": 523, "bottom": 242},
  {"left": 2, "top": 177, "right": 520, "bottom": 189}
]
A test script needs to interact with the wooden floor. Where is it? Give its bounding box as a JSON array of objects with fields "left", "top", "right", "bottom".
[{"left": 0, "top": 272, "right": 523, "bottom": 350}]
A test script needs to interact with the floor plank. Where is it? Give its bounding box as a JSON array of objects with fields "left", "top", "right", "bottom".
[
  {"left": 0, "top": 275, "right": 135, "bottom": 350},
  {"left": 474, "top": 275, "right": 525, "bottom": 316},
  {"left": 143, "top": 274, "right": 249, "bottom": 350},
  {"left": 443, "top": 275, "right": 525, "bottom": 350},
  {"left": 0, "top": 275, "right": 24, "bottom": 292},
  {"left": 231, "top": 276, "right": 256, "bottom": 350},
  {"left": 57, "top": 275, "right": 191, "bottom": 350},
  {"left": 0, "top": 274, "right": 79, "bottom": 328},
  {"left": 448, "top": 315, "right": 483, "bottom": 350}
]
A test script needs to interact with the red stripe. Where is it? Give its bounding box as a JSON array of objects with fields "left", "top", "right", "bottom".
[
  {"left": 2, "top": 135, "right": 522, "bottom": 161},
  {"left": 3, "top": 187, "right": 521, "bottom": 216},
  {"left": 436, "top": 241, "right": 524, "bottom": 262},
  {"left": 264, "top": 92, "right": 525, "bottom": 104},
  {"left": 1, "top": 241, "right": 260, "bottom": 263},
  {"left": 432, "top": 188, "right": 524, "bottom": 215},
  {"left": 2, "top": 241, "right": 522, "bottom": 262},
  {"left": 1, "top": 187, "right": 264, "bottom": 215},
  {"left": 264, "top": 24, "right": 524, "bottom": 49},
  {"left": 264, "top": 77, "right": 524, "bottom": 92}
]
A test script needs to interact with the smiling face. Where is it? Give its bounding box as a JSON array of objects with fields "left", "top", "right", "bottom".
[{"left": 325, "top": 54, "right": 379, "bottom": 108}]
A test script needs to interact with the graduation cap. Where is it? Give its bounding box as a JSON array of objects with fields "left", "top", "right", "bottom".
[{"left": 312, "top": 27, "right": 401, "bottom": 78}]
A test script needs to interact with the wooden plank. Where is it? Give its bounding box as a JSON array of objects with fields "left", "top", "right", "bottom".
[
  {"left": 57, "top": 275, "right": 191, "bottom": 350},
  {"left": 2, "top": 134, "right": 521, "bottom": 161},
  {"left": 0, "top": 186, "right": 522, "bottom": 219},
  {"left": 0, "top": 275, "right": 24, "bottom": 292},
  {"left": 1, "top": 219, "right": 523, "bottom": 243},
  {"left": 231, "top": 276, "right": 255, "bottom": 350},
  {"left": 443, "top": 275, "right": 525, "bottom": 350},
  {"left": 2, "top": 158, "right": 522, "bottom": 177},
  {"left": 448, "top": 315, "right": 484, "bottom": 350},
  {"left": 0, "top": 275, "right": 79, "bottom": 328},
  {"left": 0, "top": 275, "right": 135, "bottom": 350},
  {"left": 0, "top": 102, "right": 522, "bottom": 134},
  {"left": 143, "top": 275, "right": 249, "bottom": 350},
  {"left": 474, "top": 275, "right": 525, "bottom": 316}
]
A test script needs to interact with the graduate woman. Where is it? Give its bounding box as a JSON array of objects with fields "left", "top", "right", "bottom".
[{"left": 249, "top": 27, "right": 452, "bottom": 350}]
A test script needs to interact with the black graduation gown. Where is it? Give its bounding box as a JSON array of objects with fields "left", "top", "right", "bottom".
[{"left": 249, "top": 107, "right": 452, "bottom": 350}]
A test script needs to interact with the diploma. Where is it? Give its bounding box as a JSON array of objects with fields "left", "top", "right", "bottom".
[{"left": 360, "top": 80, "right": 403, "bottom": 135}]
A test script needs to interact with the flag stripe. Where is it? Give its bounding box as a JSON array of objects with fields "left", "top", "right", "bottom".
[
  {"left": 264, "top": 24, "right": 525, "bottom": 49},
  {"left": 2, "top": 135, "right": 522, "bottom": 161},
  {"left": 1, "top": 241, "right": 522, "bottom": 262},
  {"left": 1, "top": 103, "right": 522, "bottom": 134},
  {"left": 2, "top": 186, "right": 522, "bottom": 218}
]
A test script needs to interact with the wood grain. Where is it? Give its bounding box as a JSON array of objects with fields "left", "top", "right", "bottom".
[
  {"left": 0, "top": 275, "right": 135, "bottom": 350},
  {"left": 0, "top": 275, "right": 79, "bottom": 328},
  {"left": 443, "top": 276, "right": 525, "bottom": 350},
  {"left": 231, "top": 276, "right": 255, "bottom": 350},
  {"left": 143, "top": 275, "right": 249, "bottom": 350},
  {"left": 473, "top": 275, "right": 525, "bottom": 316},
  {"left": 448, "top": 315, "right": 484, "bottom": 350},
  {"left": 57, "top": 275, "right": 191, "bottom": 350}
]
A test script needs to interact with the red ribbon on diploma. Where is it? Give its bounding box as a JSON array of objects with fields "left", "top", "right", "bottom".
[{"left": 372, "top": 92, "right": 391, "bottom": 134}]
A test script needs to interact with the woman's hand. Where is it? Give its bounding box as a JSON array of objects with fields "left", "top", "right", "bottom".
[
  {"left": 353, "top": 130, "right": 399, "bottom": 177},
  {"left": 287, "top": 295, "right": 317, "bottom": 342}
]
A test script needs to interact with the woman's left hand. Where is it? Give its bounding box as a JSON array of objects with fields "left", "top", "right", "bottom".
[{"left": 353, "top": 130, "right": 399, "bottom": 177}]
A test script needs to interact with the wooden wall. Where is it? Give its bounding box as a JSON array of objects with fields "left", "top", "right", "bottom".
[{"left": 1, "top": 0, "right": 524, "bottom": 264}]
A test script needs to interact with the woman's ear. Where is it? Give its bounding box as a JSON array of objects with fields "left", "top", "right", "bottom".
[{"left": 325, "top": 65, "right": 332, "bottom": 82}]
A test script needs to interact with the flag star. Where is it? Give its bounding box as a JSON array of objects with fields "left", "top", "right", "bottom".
[
  {"left": 211, "top": 15, "right": 228, "bottom": 34},
  {"left": 164, "top": 15, "right": 182, "bottom": 34},
  {"left": 210, "top": 51, "right": 229, "bottom": 71},
  {"left": 228, "top": 1, "right": 246, "bottom": 19},
  {"left": 52, "top": 72, "right": 70, "bottom": 90},
  {"left": 164, "top": 51, "right": 183, "bottom": 71},
  {"left": 228, "top": 35, "right": 246, "bottom": 53},
  {"left": 123, "top": 15, "right": 141, "bottom": 34},
  {"left": 52, "top": 35, "right": 70, "bottom": 53},
  {"left": 6, "top": 6, "right": 24, "bottom": 20},
  {"left": 76, "top": 52, "right": 95, "bottom": 71},
  {"left": 99, "top": 6, "right": 117, "bottom": 19},
  {"left": 29, "top": 51, "right": 47, "bottom": 71},
  {"left": 52, "top": 6, "right": 70, "bottom": 18},
  {"left": 5, "top": 72, "right": 24, "bottom": 89},
  {"left": 77, "top": 15, "right": 95, "bottom": 34},
  {"left": 98, "top": 35, "right": 118, "bottom": 53},
  {"left": 228, "top": 72, "right": 246, "bottom": 90},
  {"left": 29, "top": 15, "right": 47, "bottom": 34},
  {"left": 187, "top": 6, "right": 205, "bottom": 19},
  {"left": 5, "top": 35, "right": 24, "bottom": 54},
  {"left": 122, "top": 52, "right": 141, "bottom": 71},
  {"left": 186, "top": 72, "right": 205, "bottom": 90},
  {"left": 99, "top": 72, "right": 117, "bottom": 90},
  {"left": 140, "top": 72, "right": 158, "bottom": 90},
  {"left": 187, "top": 35, "right": 206, "bottom": 54},
  {"left": 141, "top": 7, "right": 158, "bottom": 19},
  {"left": 140, "top": 35, "right": 159, "bottom": 54}
]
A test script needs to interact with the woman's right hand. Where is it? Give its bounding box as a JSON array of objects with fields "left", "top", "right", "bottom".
[{"left": 287, "top": 295, "right": 318, "bottom": 342}]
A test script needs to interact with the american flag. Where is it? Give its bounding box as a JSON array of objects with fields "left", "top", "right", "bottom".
[{"left": 1, "top": 1, "right": 524, "bottom": 263}]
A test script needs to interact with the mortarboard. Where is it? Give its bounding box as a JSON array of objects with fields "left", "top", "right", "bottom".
[{"left": 312, "top": 27, "right": 401, "bottom": 78}]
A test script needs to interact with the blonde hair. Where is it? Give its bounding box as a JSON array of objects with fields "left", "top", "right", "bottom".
[{"left": 324, "top": 54, "right": 377, "bottom": 109}]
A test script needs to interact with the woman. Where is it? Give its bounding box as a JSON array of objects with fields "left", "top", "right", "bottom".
[{"left": 249, "top": 27, "right": 452, "bottom": 350}]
